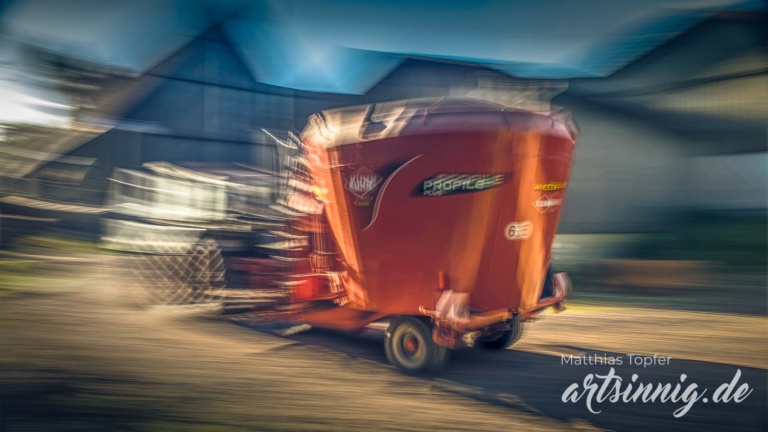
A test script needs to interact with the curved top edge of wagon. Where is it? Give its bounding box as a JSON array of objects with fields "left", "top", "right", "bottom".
[{"left": 302, "top": 96, "right": 579, "bottom": 148}]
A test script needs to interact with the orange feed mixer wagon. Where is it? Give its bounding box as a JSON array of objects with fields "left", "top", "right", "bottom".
[{"left": 292, "top": 97, "right": 577, "bottom": 372}]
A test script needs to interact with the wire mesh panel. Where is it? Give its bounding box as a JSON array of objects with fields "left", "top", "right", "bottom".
[
  {"left": 102, "top": 220, "right": 224, "bottom": 305},
  {"left": 130, "top": 238, "right": 225, "bottom": 305}
]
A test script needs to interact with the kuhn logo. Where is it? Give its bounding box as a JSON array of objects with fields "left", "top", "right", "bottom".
[
  {"left": 533, "top": 195, "right": 562, "bottom": 213},
  {"left": 345, "top": 167, "right": 382, "bottom": 199},
  {"left": 421, "top": 174, "right": 505, "bottom": 196}
]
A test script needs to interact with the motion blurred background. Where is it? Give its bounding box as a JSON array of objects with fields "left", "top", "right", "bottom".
[{"left": 0, "top": 1, "right": 765, "bottom": 431}]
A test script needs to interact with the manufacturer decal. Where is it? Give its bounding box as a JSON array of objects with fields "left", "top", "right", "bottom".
[
  {"left": 353, "top": 196, "right": 373, "bottom": 206},
  {"left": 420, "top": 174, "right": 506, "bottom": 196},
  {"left": 533, "top": 195, "right": 562, "bottom": 213},
  {"left": 345, "top": 167, "right": 383, "bottom": 206},
  {"left": 534, "top": 181, "right": 567, "bottom": 191},
  {"left": 504, "top": 221, "right": 533, "bottom": 240}
]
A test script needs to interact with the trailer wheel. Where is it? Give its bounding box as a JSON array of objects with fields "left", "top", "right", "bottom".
[
  {"left": 476, "top": 314, "right": 524, "bottom": 350},
  {"left": 385, "top": 316, "right": 449, "bottom": 373}
]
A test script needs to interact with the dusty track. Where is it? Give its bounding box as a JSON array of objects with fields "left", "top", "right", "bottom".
[{"left": 0, "top": 259, "right": 765, "bottom": 431}]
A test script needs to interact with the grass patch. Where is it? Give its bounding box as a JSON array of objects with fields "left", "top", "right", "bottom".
[
  {"left": 14, "top": 235, "right": 104, "bottom": 254},
  {"left": 0, "top": 259, "right": 78, "bottom": 297}
]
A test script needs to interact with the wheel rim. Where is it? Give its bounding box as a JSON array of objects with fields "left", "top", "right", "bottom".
[
  {"left": 393, "top": 327, "right": 427, "bottom": 369},
  {"left": 403, "top": 333, "right": 420, "bottom": 354}
]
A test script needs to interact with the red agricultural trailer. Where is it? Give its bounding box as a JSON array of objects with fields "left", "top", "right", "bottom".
[
  {"left": 112, "top": 96, "right": 577, "bottom": 373},
  {"left": 285, "top": 97, "right": 577, "bottom": 372}
]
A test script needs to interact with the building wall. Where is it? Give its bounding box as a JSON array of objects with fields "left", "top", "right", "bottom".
[
  {"left": 554, "top": 95, "right": 689, "bottom": 233},
  {"left": 687, "top": 152, "right": 768, "bottom": 210},
  {"left": 69, "top": 29, "right": 298, "bottom": 175}
]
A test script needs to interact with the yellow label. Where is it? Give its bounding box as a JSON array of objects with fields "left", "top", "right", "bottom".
[
  {"left": 354, "top": 196, "right": 373, "bottom": 206},
  {"left": 534, "top": 182, "right": 567, "bottom": 191}
]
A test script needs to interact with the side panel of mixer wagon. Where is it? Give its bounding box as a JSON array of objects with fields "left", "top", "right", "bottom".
[
  {"left": 475, "top": 131, "right": 575, "bottom": 314},
  {"left": 311, "top": 130, "right": 573, "bottom": 317},
  {"left": 331, "top": 132, "right": 508, "bottom": 315}
]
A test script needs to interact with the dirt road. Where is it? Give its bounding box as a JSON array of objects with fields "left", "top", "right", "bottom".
[{"left": 0, "top": 259, "right": 765, "bottom": 431}]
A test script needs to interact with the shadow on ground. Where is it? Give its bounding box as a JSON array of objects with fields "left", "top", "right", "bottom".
[{"left": 270, "top": 325, "right": 767, "bottom": 432}]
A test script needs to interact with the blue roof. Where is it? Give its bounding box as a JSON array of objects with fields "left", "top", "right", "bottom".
[{"left": 2, "top": 0, "right": 765, "bottom": 93}]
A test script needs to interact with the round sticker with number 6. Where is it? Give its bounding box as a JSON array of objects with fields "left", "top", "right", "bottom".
[{"left": 504, "top": 221, "right": 533, "bottom": 240}]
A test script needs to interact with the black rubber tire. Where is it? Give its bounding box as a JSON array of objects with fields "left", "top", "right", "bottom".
[
  {"left": 476, "top": 314, "right": 524, "bottom": 350},
  {"left": 385, "top": 316, "right": 449, "bottom": 373}
]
